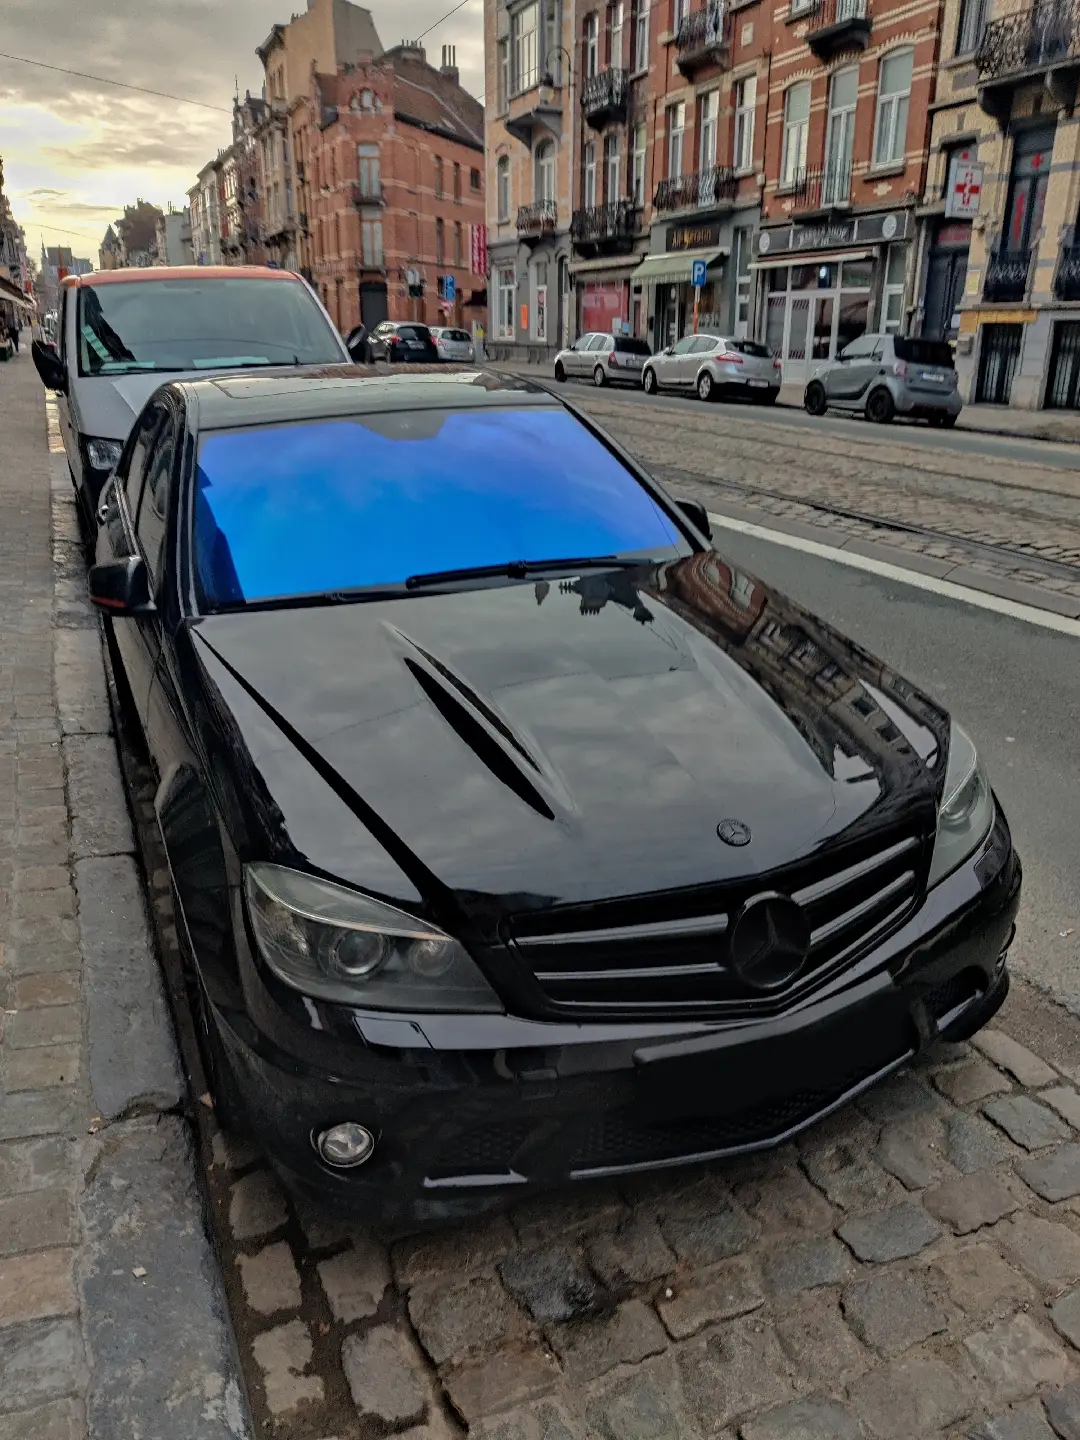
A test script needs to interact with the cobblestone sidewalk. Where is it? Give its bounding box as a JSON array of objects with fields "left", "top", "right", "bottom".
[{"left": 0, "top": 351, "right": 248, "bottom": 1438}]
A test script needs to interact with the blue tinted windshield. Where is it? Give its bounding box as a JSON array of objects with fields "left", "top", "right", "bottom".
[{"left": 193, "top": 407, "right": 685, "bottom": 607}]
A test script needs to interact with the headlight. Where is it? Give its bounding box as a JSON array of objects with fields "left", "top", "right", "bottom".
[
  {"left": 244, "top": 863, "right": 502, "bottom": 1012},
  {"left": 86, "top": 437, "right": 123, "bottom": 471},
  {"left": 927, "top": 722, "right": 995, "bottom": 888}
]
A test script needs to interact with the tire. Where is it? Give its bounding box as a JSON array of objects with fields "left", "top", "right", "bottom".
[
  {"left": 554, "top": 360, "right": 566, "bottom": 382},
  {"left": 804, "top": 381, "right": 827, "bottom": 417},
  {"left": 697, "top": 370, "right": 713, "bottom": 402},
  {"left": 941, "top": 413, "right": 958, "bottom": 428},
  {"left": 867, "top": 387, "right": 895, "bottom": 424},
  {"left": 592, "top": 365, "right": 607, "bottom": 387},
  {"left": 643, "top": 367, "right": 657, "bottom": 395}
]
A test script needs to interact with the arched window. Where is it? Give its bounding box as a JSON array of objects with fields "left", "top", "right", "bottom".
[
  {"left": 535, "top": 141, "right": 556, "bottom": 202},
  {"left": 497, "top": 155, "right": 511, "bottom": 221}
]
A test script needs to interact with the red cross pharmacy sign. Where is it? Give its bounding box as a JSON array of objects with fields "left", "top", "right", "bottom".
[{"left": 946, "top": 152, "right": 983, "bottom": 219}]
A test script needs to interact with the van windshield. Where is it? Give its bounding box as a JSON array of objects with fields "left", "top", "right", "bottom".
[{"left": 76, "top": 278, "right": 344, "bottom": 377}]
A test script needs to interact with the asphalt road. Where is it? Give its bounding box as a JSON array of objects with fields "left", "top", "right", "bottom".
[
  {"left": 553, "top": 373, "right": 1080, "bottom": 472},
  {"left": 712, "top": 520, "right": 1080, "bottom": 1018}
]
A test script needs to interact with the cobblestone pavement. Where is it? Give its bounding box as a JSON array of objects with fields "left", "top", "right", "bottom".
[
  {"left": 0, "top": 352, "right": 247, "bottom": 1439},
  {"left": 565, "top": 392, "right": 1080, "bottom": 608}
]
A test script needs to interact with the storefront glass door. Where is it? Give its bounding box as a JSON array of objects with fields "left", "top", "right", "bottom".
[{"left": 763, "top": 260, "right": 871, "bottom": 383}]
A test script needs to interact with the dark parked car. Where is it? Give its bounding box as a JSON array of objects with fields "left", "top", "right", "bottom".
[
  {"left": 91, "top": 366, "right": 1020, "bottom": 1221},
  {"left": 366, "top": 320, "right": 439, "bottom": 363}
]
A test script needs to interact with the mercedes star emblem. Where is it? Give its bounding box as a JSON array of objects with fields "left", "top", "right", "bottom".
[
  {"left": 717, "top": 818, "right": 752, "bottom": 847},
  {"left": 728, "top": 892, "right": 811, "bottom": 992}
]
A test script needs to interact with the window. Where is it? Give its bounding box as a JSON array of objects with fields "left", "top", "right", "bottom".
[
  {"left": 536, "top": 140, "right": 556, "bottom": 201},
  {"left": 497, "top": 155, "right": 512, "bottom": 220},
  {"left": 497, "top": 38, "right": 510, "bottom": 108},
  {"left": 512, "top": 2, "right": 540, "bottom": 91},
  {"left": 605, "top": 132, "right": 622, "bottom": 201},
  {"left": 453, "top": 162, "right": 462, "bottom": 201},
  {"left": 699, "top": 90, "right": 719, "bottom": 170},
  {"left": 436, "top": 218, "right": 445, "bottom": 265},
  {"left": 497, "top": 265, "right": 516, "bottom": 338},
  {"left": 733, "top": 74, "right": 756, "bottom": 172},
  {"left": 882, "top": 243, "right": 908, "bottom": 333},
  {"left": 584, "top": 13, "right": 599, "bottom": 76},
  {"left": 192, "top": 409, "right": 687, "bottom": 610},
  {"left": 824, "top": 66, "right": 857, "bottom": 204},
  {"left": 610, "top": 1, "right": 624, "bottom": 63},
  {"left": 136, "top": 426, "right": 174, "bottom": 582},
  {"left": 361, "top": 217, "right": 383, "bottom": 266},
  {"left": 534, "top": 261, "right": 548, "bottom": 340},
  {"left": 454, "top": 221, "right": 463, "bottom": 266},
  {"left": 357, "top": 144, "right": 380, "bottom": 199},
  {"left": 667, "top": 101, "right": 685, "bottom": 180},
  {"left": 471, "top": 167, "right": 482, "bottom": 190},
  {"left": 434, "top": 156, "right": 444, "bottom": 198},
  {"left": 781, "top": 81, "right": 810, "bottom": 187},
  {"left": 674, "top": 0, "right": 689, "bottom": 32},
  {"left": 632, "top": 122, "right": 647, "bottom": 205},
  {"left": 583, "top": 140, "right": 598, "bottom": 206},
  {"left": 956, "top": 0, "right": 988, "bottom": 55},
  {"left": 633, "top": 0, "right": 649, "bottom": 68},
  {"left": 545, "top": 0, "right": 562, "bottom": 82},
  {"left": 873, "top": 49, "right": 913, "bottom": 167}
]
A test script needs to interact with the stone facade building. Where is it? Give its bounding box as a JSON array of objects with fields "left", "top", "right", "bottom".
[{"left": 294, "top": 44, "right": 486, "bottom": 333}]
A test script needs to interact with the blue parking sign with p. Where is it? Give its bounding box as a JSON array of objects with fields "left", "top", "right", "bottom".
[
  {"left": 444, "top": 273, "right": 456, "bottom": 302},
  {"left": 691, "top": 259, "right": 707, "bottom": 288}
]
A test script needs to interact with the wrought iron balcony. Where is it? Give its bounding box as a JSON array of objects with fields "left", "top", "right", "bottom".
[
  {"left": 788, "top": 163, "right": 853, "bottom": 211},
  {"left": 581, "top": 68, "right": 629, "bottom": 127},
  {"left": 517, "top": 199, "right": 558, "bottom": 239},
  {"left": 654, "top": 165, "right": 737, "bottom": 212},
  {"left": 983, "top": 246, "right": 1032, "bottom": 302},
  {"left": 1054, "top": 243, "right": 1080, "bottom": 299},
  {"left": 352, "top": 180, "right": 385, "bottom": 206},
  {"left": 570, "top": 199, "right": 637, "bottom": 249},
  {"left": 976, "top": 0, "right": 1080, "bottom": 113},
  {"left": 676, "top": 2, "right": 730, "bottom": 75},
  {"left": 807, "top": 0, "right": 870, "bottom": 58}
]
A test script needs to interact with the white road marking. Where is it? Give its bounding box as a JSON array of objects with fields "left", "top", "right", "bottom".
[{"left": 708, "top": 510, "right": 1080, "bottom": 640}]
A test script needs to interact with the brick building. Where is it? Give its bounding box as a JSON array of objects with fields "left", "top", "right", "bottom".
[
  {"left": 911, "top": 0, "right": 1080, "bottom": 409},
  {"left": 292, "top": 43, "right": 486, "bottom": 333},
  {"left": 754, "top": 0, "right": 943, "bottom": 383}
]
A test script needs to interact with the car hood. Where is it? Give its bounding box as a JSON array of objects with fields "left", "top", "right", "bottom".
[{"left": 189, "top": 553, "right": 948, "bottom": 924}]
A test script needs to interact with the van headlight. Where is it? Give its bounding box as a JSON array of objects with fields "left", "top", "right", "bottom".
[
  {"left": 244, "top": 863, "right": 502, "bottom": 1012},
  {"left": 927, "top": 722, "right": 995, "bottom": 888},
  {"left": 85, "top": 437, "right": 123, "bottom": 471}
]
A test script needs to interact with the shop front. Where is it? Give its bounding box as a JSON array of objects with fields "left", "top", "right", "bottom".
[
  {"left": 569, "top": 253, "right": 644, "bottom": 337},
  {"left": 752, "top": 210, "right": 914, "bottom": 384},
  {"left": 632, "top": 217, "right": 730, "bottom": 353}
]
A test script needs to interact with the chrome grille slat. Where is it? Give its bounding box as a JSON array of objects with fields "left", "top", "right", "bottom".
[
  {"left": 520, "top": 911, "right": 729, "bottom": 948},
  {"left": 535, "top": 961, "right": 722, "bottom": 983},
  {"left": 792, "top": 836, "right": 919, "bottom": 906},
  {"left": 809, "top": 871, "right": 915, "bottom": 949}
]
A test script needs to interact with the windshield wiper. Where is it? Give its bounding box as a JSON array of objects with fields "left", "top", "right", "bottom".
[{"left": 405, "top": 556, "right": 647, "bottom": 590}]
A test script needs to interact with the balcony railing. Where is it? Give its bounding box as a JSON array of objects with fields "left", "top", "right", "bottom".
[
  {"left": 581, "top": 68, "right": 629, "bottom": 126},
  {"left": 654, "top": 165, "right": 737, "bottom": 212},
  {"left": 976, "top": 0, "right": 1080, "bottom": 79},
  {"left": 517, "top": 199, "right": 558, "bottom": 237},
  {"left": 983, "top": 246, "right": 1032, "bottom": 301},
  {"left": 676, "top": 2, "right": 730, "bottom": 73},
  {"left": 1054, "top": 243, "right": 1080, "bottom": 299},
  {"left": 570, "top": 199, "right": 637, "bottom": 246},
  {"left": 352, "top": 180, "right": 385, "bottom": 206},
  {"left": 788, "top": 163, "right": 853, "bottom": 211},
  {"left": 807, "top": 0, "right": 870, "bottom": 56}
]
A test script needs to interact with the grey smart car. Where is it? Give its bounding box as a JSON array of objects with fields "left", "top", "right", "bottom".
[{"left": 804, "top": 334, "right": 962, "bottom": 426}]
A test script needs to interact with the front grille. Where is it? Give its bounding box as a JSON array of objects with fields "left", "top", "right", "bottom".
[{"left": 509, "top": 828, "right": 927, "bottom": 1017}]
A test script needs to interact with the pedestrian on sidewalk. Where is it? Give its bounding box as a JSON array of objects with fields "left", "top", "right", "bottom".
[{"left": 4, "top": 306, "right": 19, "bottom": 353}]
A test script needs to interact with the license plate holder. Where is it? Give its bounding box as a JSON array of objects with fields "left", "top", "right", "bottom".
[{"left": 747, "top": 378, "right": 769, "bottom": 388}]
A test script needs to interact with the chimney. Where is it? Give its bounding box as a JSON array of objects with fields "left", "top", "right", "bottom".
[{"left": 439, "top": 43, "right": 459, "bottom": 84}]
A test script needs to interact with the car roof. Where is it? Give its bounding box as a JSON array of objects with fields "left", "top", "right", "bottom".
[
  {"left": 60, "top": 266, "right": 303, "bottom": 289},
  {"left": 175, "top": 365, "right": 558, "bottom": 430}
]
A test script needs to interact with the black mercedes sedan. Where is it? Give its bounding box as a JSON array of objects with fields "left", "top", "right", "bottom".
[{"left": 91, "top": 365, "right": 1020, "bottom": 1221}]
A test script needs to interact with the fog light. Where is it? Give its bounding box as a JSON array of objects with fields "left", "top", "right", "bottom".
[{"left": 314, "top": 1122, "right": 375, "bottom": 1168}]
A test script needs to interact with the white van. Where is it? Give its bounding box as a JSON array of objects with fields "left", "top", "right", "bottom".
[{"left": 31, "top": 266, "right": 351, "bottom": 530}]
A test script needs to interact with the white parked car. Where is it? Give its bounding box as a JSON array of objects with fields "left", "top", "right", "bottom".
[
  {"left": 643, "top": 334, "right": 782, "bottom": 403},
  {"left": 430, "top": 326, "right": 475, "bottom": 363},
  {"left": 554, "top": 333, "right": 652, "bottom": 387}
]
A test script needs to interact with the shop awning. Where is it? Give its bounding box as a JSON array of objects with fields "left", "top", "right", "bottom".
[
  {"left": 629, "top": 247, "right": 727, "bottom": 287},
  {"left": 569, "top": 253, "right": 644, "bottom": 276},
  {"left": 0, "top": 276, "right": 35, "bottom": 311},
  {"left": 749, "top": 248, "right": 872, "bottom": 271}
]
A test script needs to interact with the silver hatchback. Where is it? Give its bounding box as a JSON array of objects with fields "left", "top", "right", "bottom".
[
  {"left": 554, "top": 333, "right": 652, "bottom": 386},
  {"left": 430, "top": 327, "right": 475, "bottom": 363},
  {"left": 642, "top": 334, "right": 782, "bottom": 402},
  {"left": 804, "top": 333, "right": 962, "bottom": 426}
]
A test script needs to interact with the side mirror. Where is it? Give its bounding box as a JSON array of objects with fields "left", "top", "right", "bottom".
[
  {"left": 88, "top": 557, "right": 154, "bottom": 616},
  {"left": 664, "top": 345, "right": 674, "bottom": 356},
  {"left": 32, "top": 339, "right": 67, "bottom": 393},
  {"left": 676, "top": 498, "right": 712, "bottom": 542}
]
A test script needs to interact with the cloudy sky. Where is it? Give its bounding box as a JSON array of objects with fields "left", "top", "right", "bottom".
[{"left": 0, "top": 0, "right": 484, "bottom": 263}]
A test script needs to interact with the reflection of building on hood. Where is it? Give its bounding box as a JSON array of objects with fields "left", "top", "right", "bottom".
[{"left": 559, "top": 572, "right": 653, "bottom": 623}]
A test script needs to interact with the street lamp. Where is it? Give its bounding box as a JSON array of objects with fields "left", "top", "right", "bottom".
[{"left": 540, "top": 45, "right": 572, "bottom": 90}]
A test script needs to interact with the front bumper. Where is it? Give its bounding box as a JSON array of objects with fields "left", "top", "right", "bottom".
[{"left": 218, "top": 809, "right": 1020, "bottom": 1222}]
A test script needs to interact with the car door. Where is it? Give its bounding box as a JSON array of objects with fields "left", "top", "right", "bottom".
[
  {"left": 566, "top": 334, "right": 591, "bottom": 376},
  {"left": 827, "top": 334, "right": 875, "bottom": 401},
  {"left": 666, "top": 335, "right": 700, "bottom": 386},
  {"left": 689, "top": 336, "right": 720, "bottom": 384},
  {"left": 592, "top": 335, "right": 614, "bottom": 379}
]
